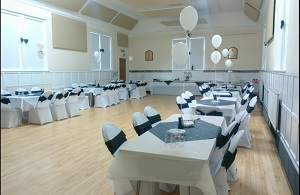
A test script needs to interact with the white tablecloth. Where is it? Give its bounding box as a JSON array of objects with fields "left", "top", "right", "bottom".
[
  {"left": 8, "top": 96, "right": 40, "bottom": 111},
  {"left": 107, "top": 114, "right": 227, "bottom": 195}
]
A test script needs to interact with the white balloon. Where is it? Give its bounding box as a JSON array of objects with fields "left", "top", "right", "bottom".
[
  {"left": 225, "top": 59, "right": 233, "bottom": 68},
  {"left": 172, "top": 42, "right": 189, "bottom": 66},
  {"left": 179, "top": 6, "right": 198, "bottom": 32},
  {"left": 37, "top": 41, "right": 44, "bottom": 50},
  {"left": 94, "top": 51, "right": 100, "bottom": 58},
  {"left": 37, "top": 51, "right": 45, "bottom": 59},
  {"left": 212, "top": 35, "right": 222, "bottom": 48},
  {"left": 129, "top": 56, "right": 133, "bottom": 62},
  {"left": 222, "top": 49, "right": 229, "bottom": 57},
  {"left": 211, "top": 50, "right": 221, "bottom": 64},
  {"left": 96, "top": 57, "right": 101, "bottom": 63}
]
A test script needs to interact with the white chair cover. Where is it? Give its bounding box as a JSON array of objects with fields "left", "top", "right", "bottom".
[
  {"left": 65, "top": 87, "right": 81, "bottom": 117},
  {"left": 130, "top": 83, "right": 142, "bottom": 99},
  {"left": 176, "top": 96, "right": 190, "bottom": 115},
  {"left": 118, "top": 84, "right": 129, "bottom": 100},
  {"left": 78, "top": 89, "right": 90, "bottom": 110},
  {"left": 94, "top": 87, "right": 109, "bottom": 108},
  {"left": 15, "top": 88, "right": 29, "bottom": 96},
  {"left": 144, "top": 106, "right": 162, "bottom": 127},
  {"left": 50, "top": 90, "right": 68, "bottom": 121},
  {"left": 112, "top": 85, "right": 120, "bottom": 104},
  {"left": 132, "top": 112, "right": 152, "bottom": 136},
  {"left": 1, "top": 90, "right": 11, "bottom": 96},
  {"left": 31, "top": 86, "right": 43, "bottom": 96},
  {"left": 71, "top": 83, "right": 79, "bottom": 88},
  {"left": 1, "top": 96, "right": 22, "bottom": 128},
  {"left": 28, "top": 91, "right": 53, "bottom": 125},
  {"left": 106, "top": 85, "right": 117, "bottom": 106}
]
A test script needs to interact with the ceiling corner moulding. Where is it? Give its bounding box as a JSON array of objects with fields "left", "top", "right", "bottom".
[
  {"left": 244, "top": 3, "right": 260, "bottom": 22},
  {"left": 245, "top": 0, "right": 262, "bottom": 11},
  {"left": 81, "top": 1, "right": 118, "bottom": 23}
]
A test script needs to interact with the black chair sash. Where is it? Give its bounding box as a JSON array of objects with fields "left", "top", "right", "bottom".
[
  {"left": 105, "top": 130, "right": 127, "bottom": 155},
  {"left": 222, "top": 149, "right": 238, "bottom": 170},
  {"left": 38, "top": 95, "right": 48, "bottom": 102},
  {"left": 56, "top": 93, "right": 63, "bottom": 100},
  {"left": 47, "top": 94, "right": 53, "bottom": 100},
  {"left": 241, "top": 89, "right": 245, "bottom": 94},
  {"left": 134, "top": 121, "right": 152, "bottom": 136},
  {"left": 63, "top": 92, "right": 69, "bottom": 98},
  {"left": 241, "top": 99, "right": 247, "bottom": 105},
  {"left": 229, "top": 122, "right": 241, "bottom": 137},
  {"left": 216, "top": 133, "right": 230, "bottom": 149},
  {"left": 206, "top": 111, "right": 223, "bottom": 116},
  {"left": 177, "top": 103, "right": 189, "bottom": 110},
  {"left": 184, "top": 98, "right": 192, "bottom": 103},
  {"left": 190, "top": 96, "right": 195, "bottom": 101},
  {"left": 70, "top": 92, "right": 78, "bottom": 96},
  {"left": 1, "top": 98, "right": 10, "bottom": 104},
  {"left": 246, "top": 105, "right": 254, "bottom": 113},
  {"left": 147, "top": 114, "right": 161, "bottom": 125},
  {"left": 1, "top": 93, "right": 11, "bottom": 96},
  {"left": 196, "top": 109, "right": 205, "bottom": 115}
]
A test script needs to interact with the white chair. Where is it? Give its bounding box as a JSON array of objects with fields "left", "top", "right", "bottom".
[
  {"left": 181, "top": 92, "right": 192, "bottom": 103},
  {"left": 130, "top": 83, "right": 142, "bottom": 99},
  {"left": 112, "top": 84, "right": 120, "bottom": 104},
  {"left": 185, "top": 91, "right": 196, "bottom": 101},
  {"left": 106, "top": 85, "right": 117, "bottom": 106},
  {"left": 118, "top": 84, "right": 129, "bottom": 100},
  {"left": 94, "top": 87, "right": 109, "bottom": 108},
  {"left": 1, "top": 96, "right": 22, "bottom": 128},
  {"left": 50, "top": 90, "right": 68, "bottom": 121},
  {"left": 237, "top": 93, "right": 250, "bottom": 113},
  {"left": 144, "top": 106, "right": 162, "bottom": 127},
  {"left": 1, "top": 90, "right": 11, "bottom": 96},
  {"left": 15, "top": 88, "right": 29, "bottom": 96},
  {"left": 132, "top": 112, "right": 152, "bottom": 136},
  {"left": 28, "top": 91, "right": 53, "bottom": 125},
  {"left": 102, "top": 122, "right": 129, "bottom": 157},
  {"left": 140, "top": 82, "right": 147, "bottom": 97},
  {"left": 71, "top": 83, "right": 79, "bottom": 88},
  {"left": 211, "top": 130, "right": 245, "bottom": 195},
  {"left": 80, "top": 83, "right": 88, "bottom": 88},
  {"left": 78, "top": 88, "right": 90, "bottom": 110},
  {"left": 176, "top": 96, "right": 190, "bottom": 115},
  {"left": 65, "top": 87, "right": 81, "bottom": 117},
  {"left": 31, "top": 86, "right": 43, "bottom": 96}
]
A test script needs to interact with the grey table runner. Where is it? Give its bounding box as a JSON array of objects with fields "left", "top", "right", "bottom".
[
  {"left": 149, "top": 121, "right": 221, "bottom": 142},
  {"left": 198, "top": 99, "right": 236, "bottom": 106},
  {"left": 214, "top": 89, "right": 240, "bottom": 92}
]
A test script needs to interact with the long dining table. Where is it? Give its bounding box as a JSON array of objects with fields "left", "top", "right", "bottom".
[{"left": 107, "top": 114, "right": 227, "bottom": 195}]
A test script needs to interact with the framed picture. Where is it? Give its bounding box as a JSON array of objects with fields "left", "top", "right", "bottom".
[
  {"left": 228, "top": 47, "right": 238, "bottom": 59},
  {"left": 145, "top": 50, "right": 153, "bottom": 61}
]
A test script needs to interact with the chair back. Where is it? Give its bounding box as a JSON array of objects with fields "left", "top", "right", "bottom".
[
  {"left": 1, "top": 96, "right": 14, "bottom": 110},
  {"left": 132, "top": 112, "right": 152, "bottom": 136},
  {"left": 15, "top": 88, "right": 29, "bottom": 95},
  {"left": 144, "top": 106, "right": 161, "bottom": 126},
  {"left": 246, "top": 96, "right": 257, "bottom": 114},
  {"left": 71, "top": 83, "right": 79, "bottom": 88},
  {"left": 36, "top": 91, "right": 53, "bottom": 108},
  {"left": 102, "top": 122, "right": 128, "bottom": 157},
  {"left": 80, "top": 83, "right": 88, "bottom": 88},
  {"left": 31, "top": 86, "right": 43, "bottom": 96},
  {"left": 181, "top": 93, "right": 192, "bottom": 103},
  {"left": 67, "top": 87, "right": 80, "bottom": 103},
  {"left": 176, "top": 96, "right": 190, "bottom": 114},
  {"left": 229, "top": 110, "right": 246, "bottom": 136},
  {"left": 216, "top": 120, "right": 238, "bottom": 149},
  {"left": 197, "top": 105, "right": 223, "bottom": 116},
  {"left": 1, "top": 90, "right": 11, "bottom": 96},
  {"left": 185, "top": 91, "right": 195, "bottom": 100},
  {"left": 51, "top": 91, "right": 66, "bottom": 105}
]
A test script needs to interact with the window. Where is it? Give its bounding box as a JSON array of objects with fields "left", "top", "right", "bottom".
[
  {"left": 172, "top": 37, "right": 205, "bottom": 70},
  {"left": 1, "top": 11, "right": 46, "bottom": 71},
  {"left": 89, "top": 32, "right": 112, "bottom": 71}
]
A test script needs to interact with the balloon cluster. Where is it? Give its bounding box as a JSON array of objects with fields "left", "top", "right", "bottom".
[
  {"left": 171, "top": 6, "right": 198, "bottom": 67},
  {"left": 37, "top": 41, "right": 45, "bottom": 59},
  {"left": 222, "top": 49, "right": 233, "bottom": 68},
  {"left": 94, "top": 51, "right": 101, "bottom": 63}
]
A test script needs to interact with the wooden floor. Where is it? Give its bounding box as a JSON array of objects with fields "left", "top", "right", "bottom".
[{"left": 1, "top": 94, "right": 293, "bottom": 195}]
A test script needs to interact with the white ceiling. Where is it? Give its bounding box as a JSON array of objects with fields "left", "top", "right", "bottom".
[{"left": 29, "top": 0, "right": 267, "bottom": 34}]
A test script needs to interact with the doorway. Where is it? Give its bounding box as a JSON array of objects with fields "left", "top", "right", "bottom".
[{"left": 119, "top": 58, "right": 126, "bottom": 81}]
